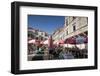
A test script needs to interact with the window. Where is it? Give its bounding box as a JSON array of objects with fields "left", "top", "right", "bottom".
[
  {"left": 66, "top": 31, "right": 68, "bottom": 35},
  {"left": 72, "top": 23, "right": 76, "bottom": 31},
  {"left": 45, "top": 33, "right": 48, "bottom": 36},
  {"left": 73, "top": 26, "right": 76, "bottom": 31},
  {"left": 41, "top": 32, "right": 44, "bottom": 35},
  {"left": 35, "top": 31, "right": 38, "bottom": 35}
]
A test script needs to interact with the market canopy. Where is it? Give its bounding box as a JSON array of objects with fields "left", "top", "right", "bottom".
[
  {"left": 59, "top": 40, "right": 65, "bottom": 44},
  {"left": 28, "top": 39, "right": 40, "bottom": 45},
  {"left": 65, "top": 35, "right": 88, "bottom": 44},
  {"left": 28, "top": 39, "right": 35, "bottom": 44},
  {"left": 65, "top": 37, "right": 76, "bottom": 44}
]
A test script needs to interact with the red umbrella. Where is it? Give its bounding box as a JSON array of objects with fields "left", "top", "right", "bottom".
[
  {"left": 35, "top": 40, "right": 40, "bottom": 45},
  {"left": 65, "top": 37, "right": 76, "bottom": 44},
  {"left": 40, "top": 41, "right": 44, "bottom": 44},
  {"left": 59, "top": 40, "right": 65, "bottom": 44},
  {"left": 28, "top": 39, "right": 35, "bottom": 44}
]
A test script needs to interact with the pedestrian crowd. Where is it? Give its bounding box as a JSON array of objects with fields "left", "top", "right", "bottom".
[{"left": 28, "top": 44, "right": 88, "bottom": 61}]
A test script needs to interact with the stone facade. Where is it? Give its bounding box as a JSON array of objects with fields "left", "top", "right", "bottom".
[
  {"left": 28, "top": 27, "right": 49, "bottom": 41},
  {"left": 52, "top": 16, "right": 88, "bottom": 44}
]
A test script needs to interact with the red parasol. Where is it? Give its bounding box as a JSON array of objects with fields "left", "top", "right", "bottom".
[
  {"left": 65, "top": 37, "right": 76, "bottom": 44},
  {"left": 59, "top": 40, "right": 65, "bottom": 44}
]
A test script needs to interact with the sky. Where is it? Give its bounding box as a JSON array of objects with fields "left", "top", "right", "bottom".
[{"left": 28, "top": 15, "right": 65, "bottom": 34}]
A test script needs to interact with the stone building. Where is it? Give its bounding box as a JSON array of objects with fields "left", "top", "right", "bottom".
[
  {"left": 52, "top": 16, "right": 88, "bottom": 49},
  {"left": 28, "top": 27, "right": 49, "bottom": 41}
]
